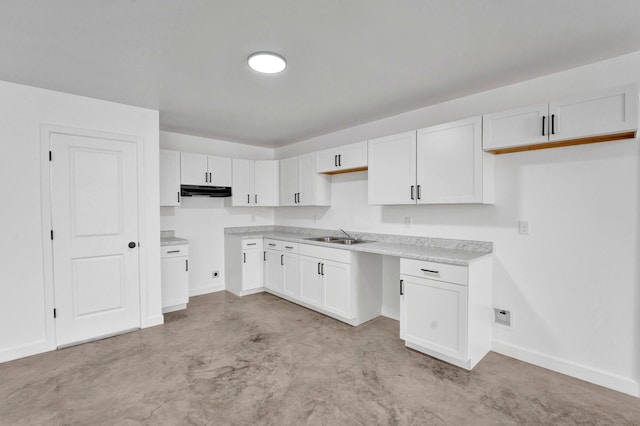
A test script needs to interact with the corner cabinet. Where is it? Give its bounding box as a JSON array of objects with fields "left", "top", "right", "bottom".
[
  {"left": 232, "top": 159, "right": 279, "bottom": 206},
  {"left": 483, "top": 84, "right": 638, "bottom": 153},
  {"left": 400, "top": 257, "right": 492, "bottom": 370},
  {"left": 161, "top": 245, "right": 189, "bottom": 313},
  {"left": 368, "top": 116, "right": 493, "bottom": 205},
  {"left": 159, "top": 149, "right": 181, "bottom": 207},
  {"left": 180, "top": 152, "right": 232, "bottom": 187},
  {"left": 279, "top": 153, "right": 331, "bottom": 206}
]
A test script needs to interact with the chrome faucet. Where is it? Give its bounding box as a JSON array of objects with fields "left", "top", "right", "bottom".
[{"left": 339, "top": 228, "right": 354, "bottom": 240}]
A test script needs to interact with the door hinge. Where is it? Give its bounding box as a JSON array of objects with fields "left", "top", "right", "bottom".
[
  {"left": 49, "top": 151, "right": 52, "bottom": 161},
  {"left": 53, "top": 308, "right": 57, "bottom": 318},
  {"left": 50, "top": 230, "right": 54, "bottom": 240}
]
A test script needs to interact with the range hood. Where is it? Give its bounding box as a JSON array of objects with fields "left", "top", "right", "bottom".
[{"left": 180, "top": 185, "right": 232, "bottom": 197}]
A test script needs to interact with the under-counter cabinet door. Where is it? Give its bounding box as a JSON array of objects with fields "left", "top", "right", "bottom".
[
  {"left": 282, "top": 251, "right": 299, "bottom": 299},
  {"left": 159, "top": 149, "right": 181, "bottom": 206},
  {"left": 264, "top": 249, "right": 283, "bottom": 293},
  {"left": 416, "top": 116, "right": 484, "bottom": 204},
  {"left": 207, "top": 155, "right": 232, "bottom": 187},
  {"left": 242, "top": 248, "right": 263, "bottom": 292},
  {"left": 279, "top": 156, "right": 299, "bottom": 206},
  {"left": 180, "top": 152, "right": 209, "bottom": 186},
  {"left": 548, "top": 84, "right": 638, "bottom": 142},
  {"left": 482, "top": 103, "right": 549, "bottom": 151},
  {"left": 232, "top": 159, "right": 254, "bottom": 206},
  {"left": 339, "top": 141, "right": 367, "bottom": 170},
  {"left": 299, "top": 255, "right": 323, "bottom": 308},
  {"left": 161, "top": 256, "right": 189, "bottom": 312},
  {"left": 254, "top": 160, "right": 279, "bottom": 206},
  {"left": 322, "top": 260, "right": 352, "bottom": 319},
  {"left": 401, "top": 276, "right": 468, "bottom": 362},
  {"left": 368, "top": 131, "right": 417, "bottom": 205}
]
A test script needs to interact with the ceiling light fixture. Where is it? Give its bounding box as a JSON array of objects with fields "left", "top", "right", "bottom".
[{"left": 248, "top": 52, "right": 287, "bottom": 74}]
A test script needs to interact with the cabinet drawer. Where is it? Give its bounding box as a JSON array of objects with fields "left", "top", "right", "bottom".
[
  {"left": 161, "top": 245, "right": 189, "bottom": 258},
  {"left": 282, "top": 242, "right": 299, "bottom": 253},
  {"left": 264, "top": 239, "right": 283, "bottom": 251},
  {"left": 299, "top": 244, "right": 351, "bottom": 264},
  {"left": 400, "top": 258, "right": 467, "bottom": 285},
  {"left": 241, "top": 239, "right": 262, "bottom": 249}
]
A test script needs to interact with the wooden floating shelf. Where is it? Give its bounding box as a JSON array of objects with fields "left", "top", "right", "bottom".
[
  {"left": 322, "top": 166, "right": 368, "bottom": 175},
  {"left": 486, "top": 131, "right": 637, "bottom": 155}
]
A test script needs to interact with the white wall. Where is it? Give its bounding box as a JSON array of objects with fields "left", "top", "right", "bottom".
[
  {"left": 160, "top": 131, "right": 274, "bottom": 296},
  {"left": 0, "top": 80, "right": 161, "bottom": 363},
  {"left": 274, "top": 51, "right": 640, "bottom": 396}
]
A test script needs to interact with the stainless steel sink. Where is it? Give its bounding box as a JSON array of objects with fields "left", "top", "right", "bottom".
[
  {"left": 332, "top": 239, "right": 369, "bottom": 245},
  {"left": 304, "top": 236, "right": 369, "bottom": 245}
]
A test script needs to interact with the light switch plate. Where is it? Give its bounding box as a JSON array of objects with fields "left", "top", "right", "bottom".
[{"left": 518, "top": 220, "right": 529, "bottom": 235}]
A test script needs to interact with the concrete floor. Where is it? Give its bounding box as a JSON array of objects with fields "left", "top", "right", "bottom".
[{"left": 1, "top": 292, "right": 639, "bottom": 425}]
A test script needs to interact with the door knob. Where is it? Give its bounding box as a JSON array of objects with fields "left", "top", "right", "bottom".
[{"left": 128, "top": 242, "right": 137, "bottom": 249}]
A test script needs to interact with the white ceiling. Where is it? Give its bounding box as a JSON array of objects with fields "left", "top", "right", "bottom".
[{"left": 2, "top": 1, "right": 640, "bottom": 147}]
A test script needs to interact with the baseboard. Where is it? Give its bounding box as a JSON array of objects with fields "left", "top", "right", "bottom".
[
  {"left": 492, "top": 340, "right": 639, "bottom": 397},
  {"left": 0, "top": 339, "right": 54, "bottom": 364},
  {"left": 381, "top": 307, "right": 399, "bottom": 321},
  {"left": 143, "top": 314, "right": 164, "bottom": 328},
  {"left": 189, "top": 284, "right": 225, "bottom": 297}
]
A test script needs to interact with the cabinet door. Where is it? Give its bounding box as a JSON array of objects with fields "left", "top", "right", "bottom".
[
  {"left": 161, "top": 257, "right": 189, "bottom": 309},
  {"left": 282, "top": 252, "right": 299, "bottom": 299},
  {"left": 297, "top": 153, "right": 316, "bottom": 206},
  {"left": 279, "top": 157, "right": 299, "bottom": 206},
  {"left": 339, "top": 141, "right": 367, "bottom": 170},
  {"left": 160, "top": 149, "right": 181, "bottom": 206},
  {"left": 401, "top": 276, "right": 468, "bottom": 362},
  {"left": 316, "top": 148, "right": 339, "bottom": 173},
  {"left": 254, "top": 160, "right": 279, "bottom": 206},
  {"left": 242, "top": 248, "right": 263, "bottom": 291},
  {"left": 208, "top": 155, "right": 232, "bottom": 187},
  {"left": 549, "top": 84, "right": 638, "bottom": 142},
  {"left": 322, "top": 260, "right": 352, "bottom": 319},
  {"left": 264, "top": 249, "right": 283, "bottom": 293},
  {"left": 368, "top": 131, "right": 417, "bottom": 205},
  {"left": 482, "top": 103, "right": 549, "bottom": 151},
  {"left": 232, "top": 159, "right": 254, "bottom": 206},
  {"left": 299, "top": 255, "right": 322, "bottom": 308},
  {"left": 180, "top": 152, "right": 209, "bottom": 186},
  {"left": 417, "top": 116, "right": 483, "bottom": 204}
]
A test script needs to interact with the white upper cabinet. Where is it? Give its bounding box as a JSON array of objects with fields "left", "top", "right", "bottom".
[
  {"left": 417, "top": 116, "right": 493, "bottom": 204},
  {"left": 279, "top": 153, "right": 331, "bottom": 206},
  {"left": 483, "top": 84, "right": 638, "bottom": 153},
  {"left": 232, "top": 159, "right": 279, "bottom": 207},
  {"left": 316, "top": 141, "right": 367, "bottom": 173},
  {"left": 159, "top": 149, "right": 181, "bottom": 206},
  {"left": 368, "top": 131, "right": 417, "bottom": 205},
  {"left": 180, "top": 152, "right": 232, "bottom": 187}
]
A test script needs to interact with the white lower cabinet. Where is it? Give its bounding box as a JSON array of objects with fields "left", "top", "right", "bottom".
[
  {"left": 321, "top": 260, "right": 351, "bottom": 318},
  {"left": 161, "top": 245, "right": 189, "bottom": 313},
  {"left": 224, "top": 238, "right": 264, "bottom": 296},
  {"left": 282, "top": 249, "right": 299, "bottom": 299},
  {"left": 400, "top": 257, "right": 492, "bottom": 370},
  {"left": 264, "top": 248, "right": 283, "bottom": 293},
  {"left": 299, "top": 255, "right": 324, "bottom": 308}
]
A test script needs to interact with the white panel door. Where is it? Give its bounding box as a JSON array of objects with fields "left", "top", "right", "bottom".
[
  {"left": 339, "top": 141, "right": 367, "bottom": 170},
  {"left": 242, "top": 248, "right": 263, "bottom": 292},
  {"left": 254, "top": 160, "right": 279, "bottom": 206},
  {"left": 368, "top": 131, "right": 417, "bottom": 205},
  {"left": 161, "top": 257, "right": 189, "bottom": 309},
  {"left": 482, "top": 103, "right": 549, "bottom": 151},
  {"left": 282, "top": 252, "right": 299, "bottom": 299},
  {"left": 401, "top": 276, "right": 468, "bottom": 362},
  {"left": 50, "top": 133, "right": 140, "bottom": 347},
  {"left": 297, "top": 153, "right": 316, "bottom": 206},
  {"left": 180, "top": 152, "right": 208, "bottom": 185},
  {"left": 549, "top": 84, "right": 639, "bottom": 142},
  {"left": 159, "top": 149, "right": 181, "bottom": 207},
  {"left": 299, "top": 255, "right": 322, "bottom": 308},
  {"left": 207, "top": 155, "right": 232, "bottom": 187},
  {"left": 417, "top": 116, "right": 483, "bottom": 204},
  {"left": 232, "top": 159, "right": 254, "bottom": 206},
  {"left": 322, "top": 260, "right": 351, "bottom": 319},
  {"left": 279, "top": 157, "right": 299, "bottom": 206},
  {"left": 316, "top": 148, "right": 339, "bottom": 173},
  {"left": 264, "top": 249, "right": 283, "bottom": 293}
]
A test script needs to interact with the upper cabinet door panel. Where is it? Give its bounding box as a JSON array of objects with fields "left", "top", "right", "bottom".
[
  {"left": 254, "top": 160, "right": 279, "bottom": 206},
  {"left": 180, "top": 152, "right": 208, "bottom": 186},
  {"left": 160, "top": 149, "right": 181, "bottom": 206},
  {"left": 232, "top": 158, "right": 253, "bottom": 206},
  {"left": 339, "top": 141, "right": 367, "bottom": 170},
  {"left": 417, "top": 116, "right": 483, "bottom": 204},
  {"left": 368, "top": 131, "right": 417, "bottom": 205},
  {"left": 279, "top": 156, "right": 298, "bottom": 206},
  {"left": 548, "top": 84, "right": 639, "bottom": 142},
  {"left": 297, "top": 153, "right": 316, "bottom": 206},
  {"left": 208, "top": 155, "right": 232, "bottom": 187},
  {"left": 316, "top": 148, "right": 339, "bottom": 173},
  {"left": 482, "top": 103, "right": 549, "bottom": 151}
]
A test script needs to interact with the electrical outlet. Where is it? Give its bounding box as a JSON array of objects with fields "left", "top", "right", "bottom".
[
  {"left": 404, "top": 217, "right": 411, "bottom": 228},
  {"left": 212, "top": 270, "right": 220, "bottom": 278},
  {"left": 518, "top": 220, "right": 529, "bottom": 235},
  {"left": 493, "top": 307, "right": 512, "bottom": 328}
]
